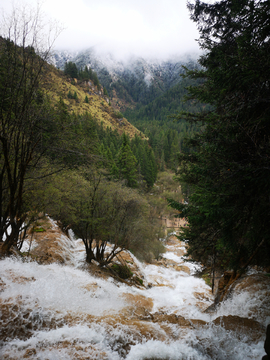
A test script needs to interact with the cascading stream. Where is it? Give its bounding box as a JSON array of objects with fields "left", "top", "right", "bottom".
[{"left": 0, "top": 224, "right": 269, "bottom": 360}]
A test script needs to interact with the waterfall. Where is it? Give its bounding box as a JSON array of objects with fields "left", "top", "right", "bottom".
[{"left": 0, "top": 225, "right": 269, "bottom": 359}]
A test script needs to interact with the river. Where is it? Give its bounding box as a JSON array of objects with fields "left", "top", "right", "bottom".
[{"left": 0, "top": 219, "right": 269, "bottom": 359}]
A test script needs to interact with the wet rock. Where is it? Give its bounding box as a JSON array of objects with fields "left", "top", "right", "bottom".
[
  {"left": 215, "top": 272, "right": 270, "bottom": 308},
  {"left": 226, "top": 274, "right": 270, "bottom": 324},
  {"left": 193, "top": 291, "right": 213, "bottom": 311},
  {"left": 212, "top": 315, "right": 265, "bottom": 343},
  {"left": 151, "top": 312, "right": 191, "bottom": 327},
  {"left": 189, "top": 319, "right": 207, "bottom": 327},
  {"left": 0, "top": 300, "right": 64, "bottom": 342},
  {"left": 203, "top": 302, "right": 218, "bottom": 314},
  {"left": 232, "top": 273, "right": 270, "bottom": 294},
  {"left": 215, "top": 270, "right": 235, "bottom": 303},
  {"left": 114, "top": 250, "right": 145, "bottom": 284},
  {"left": 262, "top": 324, "right": 270, "bottom": 360},
  {"left": 173, "top": 265, "right": 190, "bottom": 274},
  {"left": 0, "top": 277, "right": 6, "bottom": 292},
  {"left": 122, "top": 293, "right": 154, "bottom": 318},
  {"left": 211, "top": 269, "right": 224, "bottom": 297},
  {"left": 23, "top": 348, "right": 37, "bottom": 358},
  {"left": 21, "top": 218, "right": 74, "bottom": 265},
  {"left": 30, "top": 236, "right": 70, "bottom": 264}
]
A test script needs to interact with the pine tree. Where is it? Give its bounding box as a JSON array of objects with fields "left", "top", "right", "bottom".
[
  {"left": 106, "top": 148, "right": 119, "bottom": 178},
  {"left": 64, "top": 61, "right": 78, "bottom": 78},
  {"left": 169, "top": 0, "right": 270, "bottom": 271},
  {"left": 73, "top": 91, "right": 78, "bottom": 102},
  {"left": 160, "top": 151, "right": 165, "bottom": 172},
  {"left": 117, "top": 134, "right": 138, "bottom": 187}
]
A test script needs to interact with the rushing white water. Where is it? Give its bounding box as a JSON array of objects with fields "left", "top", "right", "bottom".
[{"left": 0, "top": 229, "right": 269, "bottom": 360}]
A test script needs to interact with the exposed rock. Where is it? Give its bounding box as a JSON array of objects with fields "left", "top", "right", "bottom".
[
  {"left": 189, "top": 319, "right": 207, "bottom": 327},
  {"left": 262, "top": 324, "right": 270, "bottom": 360},
  {"left": 231, "top": 273, "right": 270, "bottom": 294},
  {"left": 21, "top": 218, "right": 74, "bottom": 265},
  {"left": 215, "top": 270, "right": 236, "bottom": 303},
  {"left": 122, "top": 293, "right": 153, "bottom": 319},
  {"left": 213, "top": 315, "right": 265, "bottom": 343},
  {"left": 1, "top": 217, "right": 268, "bottom": 359},
  {"left": 23, "top": 348, "right": 37, "bottom": 358},
  {"left": 0, "top": 299, "right": 63, "bottom": 342},
  {"left": 0, "top": 277, "right": 6, "bottom": 292},
  {"left": 173, "top": 264, "right": 190, "bottom": 274},
  {"left": 151, "top": 312, "right": 191, "bottom": 327},
  {"left": 114, "top": 250, "right": 145, "bottom": 286}
]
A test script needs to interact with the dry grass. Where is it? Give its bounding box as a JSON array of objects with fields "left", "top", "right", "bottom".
[{"left": 42, "top": 65, "right": 146, "bottom": 139}]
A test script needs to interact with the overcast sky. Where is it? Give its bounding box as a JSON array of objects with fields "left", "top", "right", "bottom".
[{"left": 1, "top": 0, "right": 201, "bottom": 59}]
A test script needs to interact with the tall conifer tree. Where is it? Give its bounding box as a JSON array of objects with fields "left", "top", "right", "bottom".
[
  {"left": 169, "top": 0, "right": 270, "bottom": 271},
  {"left": 117, "top": 134, "right": 138, "bottom": 188}
]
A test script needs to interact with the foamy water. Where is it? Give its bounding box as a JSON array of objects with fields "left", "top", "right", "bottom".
[{"left": 0, "top": 231, "right": 268, "bottom": 359}]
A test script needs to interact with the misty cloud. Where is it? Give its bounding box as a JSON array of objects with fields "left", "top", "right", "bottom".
[{"left": 1, "top": 0, "right": 201, "bottom": 60}]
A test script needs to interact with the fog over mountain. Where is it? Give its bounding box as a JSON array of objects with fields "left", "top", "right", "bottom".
[
  {"left": 1, "top": 0, "right": 201, "bottom": 60},
  {"left": 51, "top": 46, "right": 198, "bottom": 108}
]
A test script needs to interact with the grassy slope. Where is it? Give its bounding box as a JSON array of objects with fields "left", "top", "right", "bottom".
[{"left": 43, "top": 65, "right": 146, "bottom": 139}]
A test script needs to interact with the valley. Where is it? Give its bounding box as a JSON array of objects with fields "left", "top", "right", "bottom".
[{"left": 1, "top": 2, "right": 270, "bottom": 358}]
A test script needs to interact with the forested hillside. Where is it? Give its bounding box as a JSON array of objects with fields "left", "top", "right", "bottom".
[
  {"left": 52, "top": 49, "right": 198, "bottom": 109},
  {"left": 0, "top": 17, "right": 180, "bottom": 264},
  {"left": 124, "top": 77, "right": 209, "bottom": 169},
  {"left": 54, "top": 51, "right": 205, "bottom": 171}
]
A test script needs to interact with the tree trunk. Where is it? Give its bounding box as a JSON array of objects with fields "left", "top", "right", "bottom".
[{"left": 86, "top": 248, "right": 95, "bottom": 263}]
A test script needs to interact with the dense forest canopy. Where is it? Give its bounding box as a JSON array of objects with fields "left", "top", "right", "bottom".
[
  {"left": 124, "top": 77, "right": 209, "bottom": 170},
  {"left": 169, "top": 0, "right": 270, "bottom": 274}
]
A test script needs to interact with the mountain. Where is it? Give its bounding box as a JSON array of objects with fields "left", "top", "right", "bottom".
[
  {"left": 50, "top": 48, "right": 202, "bottom": 170},
  {"left": 51, "top": 48, "right": 198, "bottom": 110},
  {"left": 43, "top": 62, "right": 144, "bottom": 139}
]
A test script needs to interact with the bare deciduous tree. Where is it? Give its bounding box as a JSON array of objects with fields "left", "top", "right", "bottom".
[{"left": 0, "top": 3, "right": 61, "bottom": 255}]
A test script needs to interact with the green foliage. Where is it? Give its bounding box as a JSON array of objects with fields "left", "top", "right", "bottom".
[
  {"left": 111, "top": 264, "right": 133, "bottom": 279},
  {"left": 73, "top": 91, "right": 78, "bottom": 102},
  {"left": 0, "top": 13, "right": 167, "bottom": 264},
  {"left": 31, "top": 227, "right": 46, "bottom": 233},
  {"left": 67, "top": 90, "right": 79, "bottom": 102},
  {"left": 117, "top": 134, "right": 138, "bottom": 188},
  {"left": 95, "top": 127, "right": 158, "bottom": 188},
  {"left": 64, "top": 61, "right": 78, "bottom": 78},
  {"left": 112, "top": 110, "right": 124, "bottom": 119},
  {"left": 0, "top": 36, "right": 59, "bottom": 253},
  {"left": 124, "top": 78, "right": 205, "bottom": 170},
  {"left": 64, "top": 62, "right": 101, "bottom": 90},
  {"left": 131, "top": 134, "right": 157, "bottom": 189},
  {"left": 170, "top": 0, "right": 270, "bottom": 271},
  {"left": 36, "top": 168, "right": 165, "bottom": 266},
  {"left": 134, "top": 276, "right": 144, "bottom": 286},
  {"left": 202, "top": 273, "right": 212, "bottom": 288}
]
